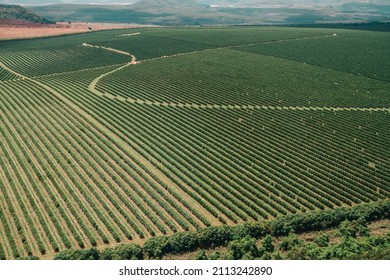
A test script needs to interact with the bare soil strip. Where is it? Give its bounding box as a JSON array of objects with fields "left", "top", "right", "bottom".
[
  {"left": 82, "top": 43, "right": 137, "bottom": 64},
  {"left": 0, "top": 22, "right": 150, "bottom": 41},
  {"left": 119, "top": 32, "right": 141, "bottom": 37},
  {"left": 0, "top": 103, "right": 57, "bottom": 255},
  {"left": 2, "top": 57, "right": 211, "bottom": 238}
]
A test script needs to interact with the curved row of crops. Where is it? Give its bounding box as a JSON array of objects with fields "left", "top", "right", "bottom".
[
  {"left": 0, "top": 78, "right": 214, "bottom": 259},
  {"left": 0, "top": 26, "right": 389, "bottom": 260},
  {"left": 32, "top": 67, "right": 389, "bottom": 254},
  {"left": 0, "top": 47, "right": 128, "bottom": 77},
  {"left": 96, "top": 49, "right": 390, "bottom": 108},
  {"left": 0, "top": 66, "right": 19, "bottom": 81}
]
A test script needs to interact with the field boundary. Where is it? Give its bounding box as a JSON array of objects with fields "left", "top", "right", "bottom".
[{"left": 110, "top": 97, "right": 390, "bottom": 112}]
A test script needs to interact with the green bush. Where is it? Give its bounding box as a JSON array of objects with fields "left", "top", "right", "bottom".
[
  {"left": 227, "top": 236, "right": 260, "bottom": 260},
  {"left": 100, "top": 244, "right": 143, "bottom": 260},
  {"left": 54, "top": 248, "right": 100, "bottom": 260},
  {"left": 279, "top": 234, "right": 302, "bottom": 252},
  {"left": 261, "top": 235, "right": 275, "bottom": 253},
  {"left": 195, "top": 249, "right": 208, "bottom": 260},
  {"left": 53, "top": 200, "right": 390, "bottom": 260},
  {"left": 314, "top": 234, "right": 329, "bottom": 247}
]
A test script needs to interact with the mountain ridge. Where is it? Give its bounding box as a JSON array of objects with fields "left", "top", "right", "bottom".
[{"left": 0, "top": 4, "right": 55, "bottom": 23}]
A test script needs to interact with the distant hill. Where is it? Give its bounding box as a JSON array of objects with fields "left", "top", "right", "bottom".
[
  {"left": 0, "top": 4, "right": 55, "bottom": 23},
  {"left": 132, "top": 0, "right": 205, "bottom": 11},
  {"left": 0, "top": 0, "right": 136, "bottom": 4},
  {"left": 30, "top": 0, "right": 390, "bottom": 25},
  {"left": 198, "top": 1, "right": 390, "bottom": 8}
]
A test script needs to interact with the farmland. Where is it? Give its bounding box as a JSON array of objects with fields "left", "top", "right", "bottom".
[{"left": 0, "top": 26, "right": 389, "bottom": 259}]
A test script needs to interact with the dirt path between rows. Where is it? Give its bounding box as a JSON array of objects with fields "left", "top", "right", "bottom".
[
  {"left": 81, "top": 36, "right": 390, "bottom": 113},
  {"left": 82, "top": 43, "right": 137, "bottom": 64},
  {"left": 2, "top": 57, "right": 211, "bottom": 240}
]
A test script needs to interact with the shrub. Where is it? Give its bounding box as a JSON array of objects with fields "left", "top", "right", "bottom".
[
  {"left": 101, "top": 244, "right": 143, "bottom": 260},
  {"left": 262, "top": 235, "right": 275, "bottom": 253},
  {"left": 279, "top": 234, "right": 302, "bottom": 252},
  {"left": 54, "top": 248, "right": 100, "bottom": 260},
  {"left": 314, "top": 234, "right": 329, "bottom": 247},
  {"left": 195, "top": 249, "right": 208, "bottom": 260},
  {"left": 226, "top": 236, "right": 259, "bottom": 260}
]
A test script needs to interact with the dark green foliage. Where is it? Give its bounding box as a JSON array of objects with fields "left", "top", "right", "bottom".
[
  {"left": 50, "top": 200, "right": 389, "bottom": 260},
  {"left": 164, "top": 232, "right": 199, "bottom": 254},
  {"left": 262, "top": 235, "right": 275, "bottom": 253},
  {"left": 100, "top": 244, "right": 143, "bottom": 260},
  {"left": 143, "top": 236, "right": 169, "bottom": 259},
  {"left": 227, "top": 236, "right": 260, "bottom": 260},
  {"left": 54, "top": 245, "right": 144, "bottom": 260},
  {"left": 322, "top": 238, "right": 365, "bottom": 260},
  {"left": 279, "top": 234, "right": 303, "bottom": 252},
  {"left": 314, "top": 234, "right": 329, "bottom": 247},
  {"left": 54, "top": 248, "right": 100, "bottom": 260},
  {"left": 351, "top": 248, "right": 390, "bottom": 260},
  {"left": 142, "top": 223, "right": 268, "bottom": 258},
  {"left": 269, "top": 200, "right": 390, "bottom": 236},
  {"left": 285, "top": 242, "right": 321, "bottom": 260},
  {"left": 0, "top": 247, "right": 6, "bottom": 260},
  {"left": 15, "top": 256, "right": 40, "bottom": 260},
  {"left": 208, "top": 251, "right": 220, "bottom": 260},
  {"left": 229, "top": 223, "right": 268, "bottom": 240},
  {"left": 196, "top": 226, "right": 230, "bottom": 248},
  {"left": 337, "top": 220, "right": 370, "bottom": 239},
  {"left": 195, "top": 249, "right": 208, "bottom": 260}
]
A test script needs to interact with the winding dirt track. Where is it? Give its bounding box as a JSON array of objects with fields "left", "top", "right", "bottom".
[{"left": 80, "top": 35, "right": 390, "bottom": 113}]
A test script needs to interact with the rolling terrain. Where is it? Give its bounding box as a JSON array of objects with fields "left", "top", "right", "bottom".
[
  {"left": 0, "top": 26, "right": 389, "bottom": 259},
  {"left": 28, "top": 0, "right": 390, "bottom": 25}
]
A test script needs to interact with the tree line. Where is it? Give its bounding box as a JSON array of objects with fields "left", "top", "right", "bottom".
[{"left": 53, "top": 199, "right": 389, "bottom": 260}]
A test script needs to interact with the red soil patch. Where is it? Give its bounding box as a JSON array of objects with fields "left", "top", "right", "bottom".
[{"left": 0, "top": 20, "right": 152, "bottom": 40}]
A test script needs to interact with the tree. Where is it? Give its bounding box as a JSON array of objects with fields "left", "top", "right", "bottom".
[
  {"left": 314, "top": 234, "right": 329, "bottom": 247},
  {"left": 101, "top": 244, "right": 143, "bottom": 260},
  {"left": 337, "top": 220, "right": 369, "bottom": 239},
  {"left": 227, "top": 236, "right": 260, "bottom": 260},
  {"left": 279, "top": 234, "right": 302, "bottom": 251},
  {"left": 262, "top": 235, "right": 275, "bottom": 252},
  {"left": 208, "top": 251, "right": 220, "bottom": 260}
]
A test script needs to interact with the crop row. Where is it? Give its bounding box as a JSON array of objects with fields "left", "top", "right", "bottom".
[
  {"left": 97, "top": 48, "right": 390, "bottom": 108},
  {"left": 0, "top": 66, "right": 19, "bottom": 81},
  {"left": 44, "top": 70, "right": 390, "bottom": 221},
  {"left": 44, "top": 77, "right": 211, "bottom": 230},
  {"left": 1, "top": 76, "right": 216, "bottom": 258},
  {"left": 0, "top": 47, "right": 128, "bottom": 77}
]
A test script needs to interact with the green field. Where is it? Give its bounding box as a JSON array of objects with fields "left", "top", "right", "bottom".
[{"left": 0, "top": 26, "right": 389, "bottom": 260}]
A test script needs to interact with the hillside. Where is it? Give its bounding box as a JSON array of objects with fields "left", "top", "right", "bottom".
[
  {"left": 132, "top": 0, "right": 207, "bottom": 14},
  {"left": 0, "top": 4, "right": 55, "bottom": 24},
  {"left": 134, "top": 0, "right": 203, "bottom": 8},
  {"left": 30, "top": 0, "right": 390, "bottom": 25}
]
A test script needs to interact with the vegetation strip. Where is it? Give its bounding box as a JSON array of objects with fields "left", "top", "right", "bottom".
[{"left": 53, "top": 200, "right": 390, "bottom": 260}]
